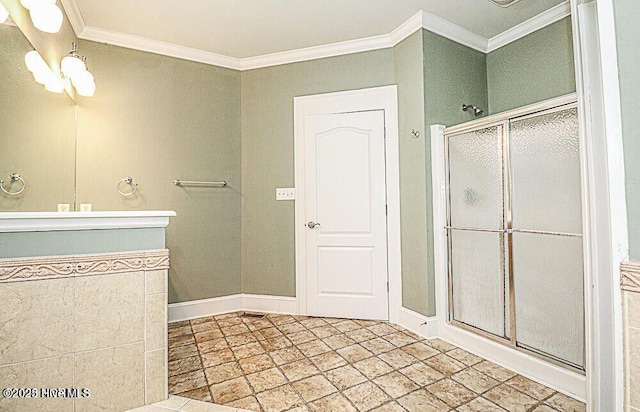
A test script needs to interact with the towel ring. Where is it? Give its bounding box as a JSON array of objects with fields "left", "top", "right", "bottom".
[
  {"left": 117, "top": 176, "right": 138, "bottom": 196},
  {"left": 0, "top": 173, "right": 26, "bottom": 196}
]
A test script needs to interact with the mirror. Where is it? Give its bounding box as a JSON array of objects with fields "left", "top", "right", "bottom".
[{"left": 0, "top": 23, "right": 76, "bottom": 211}]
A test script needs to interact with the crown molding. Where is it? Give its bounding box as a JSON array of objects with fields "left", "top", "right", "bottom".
[
  {"left": 81, "top": 25, "right": 242, "bottom": 70},
  {"left": 422, "top": 12, "right": 488, "bottom": 52},
  {"left": 59, "top": 0, "right": 86, "bottom": 37},
  {"left": 486, "top": 0, "right": 571, "bottom": 52}
]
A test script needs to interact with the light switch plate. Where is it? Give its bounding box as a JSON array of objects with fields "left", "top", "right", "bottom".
[
  {"left": 57, "top": 204, "right": 70, "bottom": 212},
  {"left": 80, "top": 203, "right": 92, "bottom": 212},
  {"left": 276, "top": 188, "right": 295, "bottom": 200}
]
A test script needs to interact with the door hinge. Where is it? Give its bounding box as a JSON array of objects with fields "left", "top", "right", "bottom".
[
  {"left": 385, "top": 205, "right": 388, "bottom": 215},
  {"left": 387, "top": 282, "right": 389, "bottom": 292}
]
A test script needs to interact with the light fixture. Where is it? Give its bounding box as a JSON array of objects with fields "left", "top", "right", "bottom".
[
  {"left": 24, "top": 50, "right": 64, "bottom": 93},
  {"left": 0, "top": 2, "right": 9, "bottom": 24},
  {"left": 20, "top": 0, "right": 63, "bottom": 33},
  {"left": 489, "top": 0, "right": 523, "bottom": 7},
  {"left": 61, "top": 43, "right": 96, "bottom": 97}
]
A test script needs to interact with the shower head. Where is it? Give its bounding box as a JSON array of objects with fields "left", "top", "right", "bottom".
[
  {"left": 462, "top": 104, "right": 483, "bottom": 116},
  {"left": 488, "top": 0, "right": 523, "bottom": 7}
]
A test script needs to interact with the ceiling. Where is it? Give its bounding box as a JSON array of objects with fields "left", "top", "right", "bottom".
[{"left": 72, "top": 0, "right": 566, "bottom": 60}]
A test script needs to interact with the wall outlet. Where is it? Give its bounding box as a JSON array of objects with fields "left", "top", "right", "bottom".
[
  {"left": 80, "top": 203, "right": 92, "bottom": 212},
  {"left": 57, "top": 204, "right": 70, "bottom": 212},
  {"left": 276, "top": 188, "right": 295, "bottom": 200}
]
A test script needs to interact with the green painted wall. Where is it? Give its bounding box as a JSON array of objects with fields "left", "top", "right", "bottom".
[
  {"left": 0, "top": 25, "right": 76, "bottom": 211},
  {"left": 75, "top": 41, "right": 242, "bottom": 304},
  {"left": 423, "top": 30, "right": 489, "bottom": 315},
  {"left": 240, "top": 50, "right": 395, "bottom": 297},
  {"left": 394, "top": 32, "right": 429, "bottom": 316},
  {"left": 486, "top": 17, "right": 575, "bottom": 114},
  {"left": 0, "top": 228, "right": 165, "bottom": 258},
  {"left": 614, "top": 0, "right": 640, "bottom": 260}
]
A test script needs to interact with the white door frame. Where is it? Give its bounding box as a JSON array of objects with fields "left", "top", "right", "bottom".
[{"left": 294, "top": 85, "right": 401, "bottom": 323}]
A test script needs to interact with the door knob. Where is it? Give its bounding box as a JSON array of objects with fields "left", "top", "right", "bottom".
[{"left": 307, "top": 221, "right": 321, "bottom": 229}]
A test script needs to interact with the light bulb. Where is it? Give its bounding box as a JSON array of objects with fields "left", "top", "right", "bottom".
[
  {"left": 75, "top": 81, "right": 95, "bottom": 97},
  {"left": 61, "top": 55, "right": 86, "bottom": 78},
  {"left": 72, "top": 70, "right": 96, "bottom": 97},
  {"left": 44, "top": 76, "right": 64, "bottom": 93},
  {"left": 29, "top": 2, "right": 62, "bottom": 33},
  {"left": 0, "top": 3, "right": 9, "bottom": 24},
  {"left": 20, "top": 0, "right": 55, "bottom": 10},
  {"left": 25, "top": 50, "right": 49, "bottom": 74}
]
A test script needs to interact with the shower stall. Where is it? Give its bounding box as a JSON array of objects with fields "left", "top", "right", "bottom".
[{"left": 442, "top": 95, "right": 585, "bottom": 372}]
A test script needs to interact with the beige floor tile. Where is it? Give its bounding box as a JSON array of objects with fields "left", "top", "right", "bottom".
[
  {"left": 214, "top": 312, "right": 239, "bottom": 320},
  {"left": 270, "top": 346, "right": 305, "bottom": 366},
  {"left": 300, "top": 318, "right": 328, "bottom": 329},
  {"left": 396, "top": 389, "right": 449, "bottom": 412},
  {"left": 484, "top": 384, "right": 538, "bottom": 412},
  {"left": 337, "top": 344, "right": 374, "bottom": 363},
  {"left": 367, "top": 323, "right": 398, "bottom": 337},
  {"left": 170, "top": 320, "right": 192, "bottom": 329},
  {"left": 169, "top": 334, "right": 196, "bottom": 348},
  {"left": 309, "top": 351, "right": 348, "bottom": 372},
  {"left": 169, "top": 344, "right": 199, "bottom": 362},
  {"left": 378, "top": 349, "right": 418, "bottom": 369},
  {"left": 370, "top": 402, "right": 407, "bottom": 412},
  {"left": 204, "top": 361, "right": 243, "bottom": 385},
  {"left": 246, "top": 367, "right": 287, "bottom": 393},
  {"left": 297, "top": 340, "right": 332, "bottom": 357},
  {"left": 292, "top": 375, "right": 338, "bottom": 402},
  {"left": 505, "top": 375, "right": 555, "bottom": 401},
  {"left": 427, "top": 378, "right": 477, "bottom": 408},
  {"left": 353, "top": 356, "right": 394, "bottom": 379},
  {"left": 349, "top": 328, "right": 378, "bottom": 343},
  {"left": 325, "top": 365, "right": 367, "bottom": 391},
  {"left": 310, "top": 325, "right": 341, "bottom": 338},
  {"left": 227, "top": 395, "right": 263, "bottom": 412},
  {"left": 361, "top": 337, "right": 396, "bottom": 355},
  {"left": 191, "top": 321, "right": 219, "bottom": 333},
  {"left": 174, "top": 386, "right": 212, "bottom": 402},
  {"left": 333, "top": 320, "right": 362, "bottom": 333},
  {"left": 262, "top": 336, "right": 293, "bottom": 351},
  {"left": 472, "top": 361, "right": 518, "bottom": 382},
  {"left": 280, "top": 359, "right": 321, "bottom": 382},
  {"left": 446, "top": 348, "right": 483, "bottom": 366},
  {"left": 399, "top": 342, "right": 439, "bottom": 360},
  {"left": 343, "top": 381, "right": 390, "bottom": 411},
  {"left": 191, "top": 316, "right": 217, "bottom": 325},
  {"left": 217, "top": 317, "right": 243, "bottom": 327},
  {"left": 373, "top": 371, "right": 419, "bottom": 399},
  {"left": 169, "top": 325, "right": 193, "bottom": 339},
  {"left": 424, "top": 353, "right": 467, "bottom": 375},
  {"left": 270, "top": 315, "right": 297, "bottom": 326},
  {"left": 168, "top": 370, "right": 208, "bottom": 395},
  {"left": 244, "top": 318, "right": 274, "bottom": 331},
  {"left": 383, "top": 332, "right": 417, "bottom": 347},
  {"left": 221, "top": 324, "right": 251, "bottom": 337},
  {"left": 426, "top": 339, "right": 456, "bottom": 352},
  {"left": 201, "top": 348, "right": 235, "bottom": 368},
  {"left": 353, "top": 319, "right": 378, "bottom": 327},
  {"left": 530, "top": 405, "right": 558, "bottom": 412},
  {"left": 280, "top": 322, "right": 307, "bottom": 334},
  {"left": 198, "top": 338, "right": 230, "bottom": 354},
  {"left": 256, "top": 384, "right": 304, "bottom": 412},
  {"left": 456, "top": 397, "right": 507, "bottom": 412},
  {"left": 169, "top": 355, "right": 203, "bottom": 377},
  {"left": 226, "top": 332, "right": 258, "bottom": 347},
  {"left": 255, "top": 327, "right": 284, "bottom": 340},
  {"left": 544, "top": 393, "right": 586, "bottom": 412},
  {"left": 194, "top": 329, "right": 224, "bottom": 343},
  {"left": 239, "top": 354, "right": 276, "bottom": 374},
  {"left": 232, "top": 342, "right": 266, "bottom": 359},
  {"left": 309, "top": 393, "right": 357, "bottom": 412},
  {"left": 451, "top": 367, "right": 500, "bottom": 394},
  {"left": 209, "top": 377, "right": 252, "bottom": 404},
  {"left": 322, "top": 334, "right": 356, "bottom": 350},
  {"left": 399, "top": 363, "right": 444, "bottom": 386}
]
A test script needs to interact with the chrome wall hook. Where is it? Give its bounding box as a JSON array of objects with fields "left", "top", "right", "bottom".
[
  {"left": 117, "top": 176, "right": 138, "bottom": 196},
  {"left": 0, "top": 173, "right": 26, "bottom": 196},
  {"left": 462, "top": 104, "right": 484, "bottom": 116},
  {"left": 411, "top": 129, "right": 421, "bottom": 139}
]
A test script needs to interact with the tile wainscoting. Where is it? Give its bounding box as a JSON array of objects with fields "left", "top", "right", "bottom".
[
  {"left": 0, "top": 249, "right": 170, "bottom": 412},
  {"left": 622, "top": 260, "right": 640, "bottom": 412}
]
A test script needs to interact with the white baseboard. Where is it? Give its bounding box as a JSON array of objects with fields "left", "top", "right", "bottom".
[
  {"left": 242, "top": 294, "right": 297, "bottom": 315},
  {"left": 398, "top": 307, "right": 438, "bottom": 339},
  {"left": 168, "top": 294, "right": 297, "bottom": 323}
]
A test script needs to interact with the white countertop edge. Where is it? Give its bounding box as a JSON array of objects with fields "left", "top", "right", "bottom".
[{"left": 0, "top": 211, "right": 177, "bottom": 233}]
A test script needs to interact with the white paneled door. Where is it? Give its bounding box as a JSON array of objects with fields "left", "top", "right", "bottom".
[{"left": 303, "top": 110, "right": 389, "bottom": 320}]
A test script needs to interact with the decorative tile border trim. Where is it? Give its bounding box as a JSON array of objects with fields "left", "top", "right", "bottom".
[
  {"left": 0, "top": 249, "right": 169, "bottom": 283},
  {"left": 621, "top": 261, "right": 640, "bottom": 293}
]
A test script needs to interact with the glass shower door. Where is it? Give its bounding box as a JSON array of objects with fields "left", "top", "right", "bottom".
[
  {"left": 446, "top": 124, "right": 508, "bottom": 338},
  {"left": 509, "top": 107, "right": 585, "bottom": 368}
]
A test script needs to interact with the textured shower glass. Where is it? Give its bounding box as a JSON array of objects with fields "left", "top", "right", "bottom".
[
  {"left": 513, "top": 232, "right": 585, "bottom": 368},
  {"left": 509, "top": 108, "right": 582, "bottom": 234},
  {"left": 450, "top": 229, "right": 506, "bottom": 337},
  {"left": 448, "top": 125, "right": 504, "bottom": 230}
]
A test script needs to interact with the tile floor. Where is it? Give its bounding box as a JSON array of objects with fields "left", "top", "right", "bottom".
[{"left": 167, "top": 312, "right": 586, "bottom": 412}]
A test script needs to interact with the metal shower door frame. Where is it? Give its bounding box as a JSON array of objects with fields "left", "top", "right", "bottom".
[{"left": 443, "top": 98, "right": 584, "bottom": 373}]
